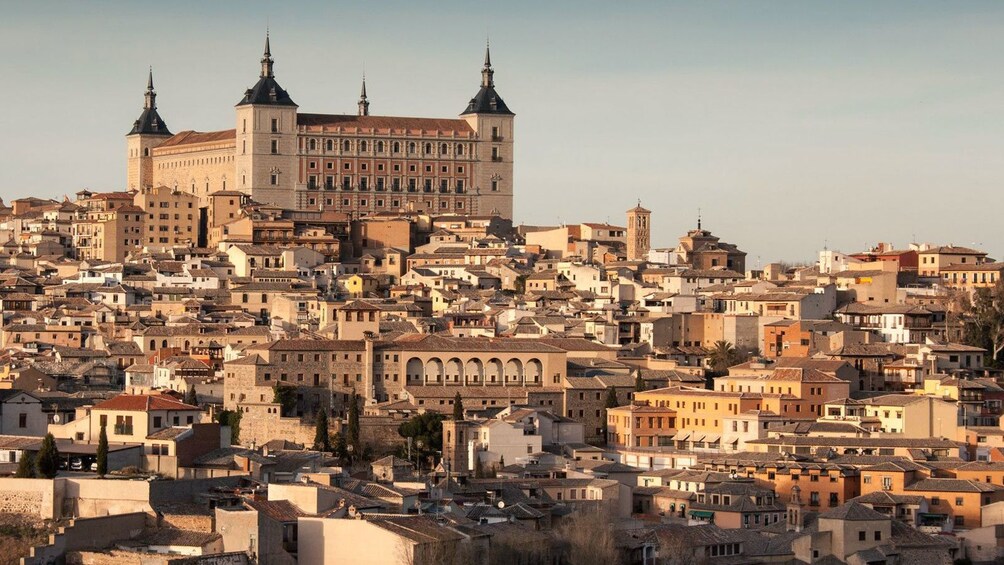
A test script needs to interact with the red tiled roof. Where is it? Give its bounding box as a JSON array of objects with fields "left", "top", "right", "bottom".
[
  {"left": 158, "top": 130, "right": 237, "bottom": 148},
  {"left": 94, "top": 393, "right": 200, "bottom": 412},
  {"left": 298, "top": 114, "right": 474, "bottom": 135}
]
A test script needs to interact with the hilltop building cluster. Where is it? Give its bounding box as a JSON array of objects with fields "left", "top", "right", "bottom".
[{"left": 3, "top": 34, "right": 1004, "bottom": 565}]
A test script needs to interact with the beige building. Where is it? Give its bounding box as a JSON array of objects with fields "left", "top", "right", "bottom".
[
  {"left": 126, "top": 37, "right": 515, "bottom": 218},
  {"left": 918, "top": 245, "right": 987, "bottom": 278},
  {"left": 135, "top": 185, "right": 201, "bottom": 249},
  {"left": 71, "top": 191, "right": 145, "bottom": 262}
]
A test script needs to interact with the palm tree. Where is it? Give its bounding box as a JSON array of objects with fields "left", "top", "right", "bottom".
[{"left": 708, "top": 340, "right": 738, "bottom": 374}]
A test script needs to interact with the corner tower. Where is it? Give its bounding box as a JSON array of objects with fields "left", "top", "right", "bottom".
[
  {"left": 126, "top": 69, "right": 173, "bottom": 191},
  {"left": 234, "top": 32, "right": 299, "bottom": 209},
  {"left": 461, "top": 43, "right": 514, "bottom": 219},
  {"left": 626, "top": 202, "right": 651, "bottom": 261}
]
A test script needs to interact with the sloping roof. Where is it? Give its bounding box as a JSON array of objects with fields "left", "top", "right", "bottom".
[
  {"left": 158, "top": 129, "right": 236, "bottom": 148},
  {"left": 298, "top": 114, "right": 474, "bottom": 135},
  {"left": 817, "top": 501, "right": 888, "bottom": 521},
  {"left": 93, "top": 393, "right": 200, "bottom": 412}
]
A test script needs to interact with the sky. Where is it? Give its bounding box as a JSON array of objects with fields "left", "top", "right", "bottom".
[{"left": 1, "top": 1, "right": 1003, "bottom": 264}]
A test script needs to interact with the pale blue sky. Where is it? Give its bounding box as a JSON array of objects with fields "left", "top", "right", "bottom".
[{"left": 2, "top": 1, "right": 1003, "bottom": 263}]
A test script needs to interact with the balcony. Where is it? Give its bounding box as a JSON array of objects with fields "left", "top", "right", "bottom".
[
  {"left": 491, "top": 135, "right": 504, "bottom": 142},
  {"left": 114, "top": 425, "right": 134, "bottom": 435},
  {"left": 491, "top": 156, "right": 504, "bottom": 162}
]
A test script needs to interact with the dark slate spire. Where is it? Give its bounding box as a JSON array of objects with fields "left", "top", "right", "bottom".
[
  {"left": 129, "top": 68, "right": 172, "bottom": 136},
  {"left": 461, "top": 42, "right": 513, "bottom": 116},
  {"left": 261, "top": 30, "right": 273, "bottom": 78},
  {"left": 482, "top": 41, "right": 494, "bottom": 87},
  {"left": 358, "top": 75, "right": 370, "bottom": 116},
  {"left": 237, "top": 31, "right": 296, "bottom": 107}
]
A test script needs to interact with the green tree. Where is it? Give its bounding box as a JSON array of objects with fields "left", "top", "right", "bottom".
[
  {"left": 605, "top": 387, "right": 619, "bottom": 409},
  {"left": 962, "top": 281, "right": 1004, "bottom": 366},
  {"left": 273, "top": 383, "right": 297, "bottom": 417},
  {"left": 331, "top": 431, "right": 348, "bottom": 459},
  {"left": 347, "top": 392, "right": 361, "bottom": 457},
  {"left": 514, "top": 274, "right": 528, "bottom": 295},
  {"left": 398, "top": 412, "right": 444, "bottom": 465},
  {"left": 36, "top": 433, "right": 60, "bottom": 479},
  {"left": 15, "top": 453, "right": 34, "bottom": 478},
  {"left": 96, "top": 422, "right": 109, "bottom": 476},
  {"left": 184, "top": 387, "right": 198, "bottom": 407},
  {"left": 473, "top": 453, "right": 484, "bottom": 478},
  {"left": 313, "top": 410, "right": 331, "bottom": 452},
  {"left": 498, "top": 454, "right": 505, "bottom": 469},
  {"left": 215, "top": 409, "right": 242, "bottom": 445},
  {"left": 634, "top": 374, "right": 645, "bottom": 393},
  {"left": 708, "top": 340, "right": 740, "bottom": 375},
  {"left": 452, "top": 392, "right": 464, "bottom": 421}
]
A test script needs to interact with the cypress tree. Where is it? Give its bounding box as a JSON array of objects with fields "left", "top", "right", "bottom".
[
  {"left": 15, "top": 453, "right": 34, "bottom": 478},
  {"left": 96, "top": 422, "right": 109, "bottom": 476},
  {"left": 313, "top": 410, "right": 331, "bottom": 452},
  {"left": 452, "top": 392, "right": 464, "bottom": 421},
  {"left": 36, "top": 433, "right": 60, "bottom": 479},
  {"left": 347, "top": 392, "right": 361, "bottom": 457}
]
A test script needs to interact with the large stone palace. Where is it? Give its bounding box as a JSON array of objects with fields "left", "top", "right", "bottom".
[{"left": 126, "top": 34, "right": 515, "bottom": 219}]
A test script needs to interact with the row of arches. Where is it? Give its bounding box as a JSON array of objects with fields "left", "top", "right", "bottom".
[{"left": 406, "top": 357, "right": 544, "bottom": 386}]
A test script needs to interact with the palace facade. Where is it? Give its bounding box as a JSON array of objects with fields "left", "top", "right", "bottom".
[{"left": 126, "top": 35, "right": 515, "bottom": 220}]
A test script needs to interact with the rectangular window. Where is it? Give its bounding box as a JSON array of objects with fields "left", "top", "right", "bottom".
[
  {"left": 271, "top": 139, "right": 279, "bottom": 154},
  {"left": 271, "top": 118, "right": 279, "bottom": 133}
]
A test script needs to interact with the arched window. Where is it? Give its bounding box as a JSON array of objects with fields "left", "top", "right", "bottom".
[
  {"left": 377, "top": 141, "right": 384, "bottom": 153},
  {"left": 342, "top": 140, "right": 351, "bottom": 151},
  {"left": 360, "top": 141, "right": 368, "bottom": 152},
  {"left": 309, "top": 139, "right": 316, "bottom": 151},
  {"left": 424, "top": 143, "right": 432, "bottom": 155},
  {"left": 326, "top": 140, "right": 333, "bottom": 151},
  {"left": 150, "top": 339, "right": 156, "bottom": 350},
  {"left": 161, "top": 340, "right": 168, "bottom": 348},
  {"left": 456, "top": 144, "right": 464, "bottom": 156},
  {"left": 440, "top": 143, "right": 448, "bottom": 155}
]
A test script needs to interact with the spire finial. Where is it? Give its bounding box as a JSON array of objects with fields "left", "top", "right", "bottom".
[
  {"left": 485, "top": 37, "right": 492, "bottom": 68},
  {"left": 697, "top": 208, "right": 702, "bottom": 230},
  {"left": 144, "top": 67, "right": 157, "bottom": 110},
  {"left": 260, "top": 29, "right": 274, "bottom": 78},
  {"left": 358, "top": 74, "right": 370, "bottom": 116},
  {"left": 480, "top": 40, "right": 495, "bottom": 88}
]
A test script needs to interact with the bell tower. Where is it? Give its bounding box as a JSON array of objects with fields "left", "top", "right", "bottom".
[
  {"left": 461, "top": 42, "right": 515, "bottom": 219},
  {"left": 626, "top": 202, "right": 651, "bottom": 261},
  {"left": 234, "top": 31, "right": 299, "bottom": 209},
  {"left": 126, "top": 68, "right": 173, "bottom": 190}
]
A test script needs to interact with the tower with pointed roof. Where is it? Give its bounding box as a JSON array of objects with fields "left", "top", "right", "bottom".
[
  {"left": 461, "top": 42, "right": 515, "bottom": 219},
  {"left": 234, "top": 31, "right": 300, "bottom": 209},
  {"left": 126, "top": 69, "right": 173, "bottom": 191},
  {"left": 626, "top": 202, "right": 651, "bottom": 261}
]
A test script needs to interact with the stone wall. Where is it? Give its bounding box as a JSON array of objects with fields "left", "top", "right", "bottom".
[
  {"left": 23, "top": 512, "right": 148, "bottom": 565},
  {"left": 0, "top": 478, "right": 62, "bottom": 519},
  {"left": 68, "top": 550, "right": 250, "bottom": 565},
  {"left": 359, "top": 414, "right": 408, "bottom": 455},
  {"left": 238, "top": 404, "right": 315, "bottom": 447}
]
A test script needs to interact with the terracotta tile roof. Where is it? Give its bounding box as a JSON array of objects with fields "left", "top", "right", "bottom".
[
  {"left": 158, "top": 129, "right": 237, "bottom": 148},
  {"left": 298, "top": 114, "right": 474, "bottom": 136},
  {"left": 94, "top": 393, "right": 200, "bottom": 412}
]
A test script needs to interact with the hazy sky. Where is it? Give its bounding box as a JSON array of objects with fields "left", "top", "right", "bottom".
[{"left": 2, "top": 1, "right": 1003, "bottom": 263}]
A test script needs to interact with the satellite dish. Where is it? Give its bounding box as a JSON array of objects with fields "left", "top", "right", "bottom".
[
  {"left": 497, "top": 501, "right": 505, "bottom": 509},
  {"left": 52, "top": 414, "right": 60, "bottom": 423}
]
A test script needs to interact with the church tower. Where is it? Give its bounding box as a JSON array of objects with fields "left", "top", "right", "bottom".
[
  {"left": 461, "top": 42, "right": 514, "bottom": 219},
  {"left": 126, "top": 69, "right": 173, "bottom": 191},
  {"left": 234, "top": 32, "right": 299, "bottom": 209},
  {"left": 626, "top": 202, "right": 651, "bottom": 261}
]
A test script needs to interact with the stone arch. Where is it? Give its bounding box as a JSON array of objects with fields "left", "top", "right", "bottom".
[
  {"left": 425, "top": 358, "right": 444, "bottom": 384},
  {"left": 406, "top": 358, "right": 424, "bottom": 384},
  {"left": 485, "top": 358, "right": 503, "bottom": 385},
  {"left": 445, "top": 358, "right": 464, "bottom": 384},
  {"left": 525, "top": 359, "right": 543, "bottom": 384},
  {"left": 465, "top": 359, "right": 484, "bottom": 385},
  {"left": 504, "top": 359, "right": 524, "bottom": 385}
]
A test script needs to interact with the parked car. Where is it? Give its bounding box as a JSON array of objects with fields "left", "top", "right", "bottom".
[{"left": 70, "top": 458, "right": 83, "bottom": 471}]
